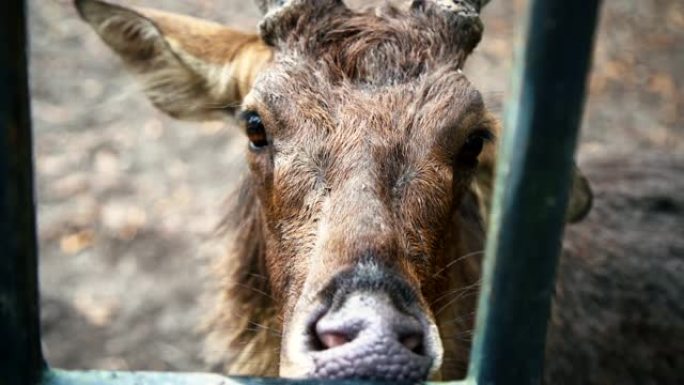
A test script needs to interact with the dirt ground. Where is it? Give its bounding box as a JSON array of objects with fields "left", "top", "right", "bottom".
[{"left": 31, "top": 0, "right": 683, "bottom": 373}]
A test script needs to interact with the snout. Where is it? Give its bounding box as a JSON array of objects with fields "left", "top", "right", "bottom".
[
  {"left": 309, "top": 292, "right": 437, "bottom": 382},
  {"left": 283, "top": 263, "right": 443, "bottom": 382}
]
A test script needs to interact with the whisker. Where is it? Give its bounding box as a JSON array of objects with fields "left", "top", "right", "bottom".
[
  {"left": 438, "top": 310, "right": 477, "bottom": 327},
  {"left": 439, "top": 328, "right": 475, "bottom": 341},
  {"left": 232, "top": 281, "right": 278, "bottom": 302},
  {"left": 432, "top": 250, "right": 485, "bottom": 278},
  {"left": 430, "top": 279, "right": 481, "bottom": 307},
  {"left": 247, "top": 321, "right": 283, "bottom": 336},
  {"left": 208, "top": 277, "right": 278, "bottom": 303},
  {"left": 434, "top": 286, "right": 480, "bottom": 317}
]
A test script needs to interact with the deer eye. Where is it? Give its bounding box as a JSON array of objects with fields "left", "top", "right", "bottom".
[
  {"left": 458, "top": 129, "right": 493, "bottom": 165},
  {"left": 241, "top": 111, "right": 269, "bottom": 150}
]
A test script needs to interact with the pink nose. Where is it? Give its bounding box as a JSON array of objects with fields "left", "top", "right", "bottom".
[{"left": 306, "top": 293, "right": 435, "bottom": 382}]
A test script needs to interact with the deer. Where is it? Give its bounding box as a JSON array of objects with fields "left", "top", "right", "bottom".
[{"left": 74, "top": 0, "right": 683, "bottom": 383}]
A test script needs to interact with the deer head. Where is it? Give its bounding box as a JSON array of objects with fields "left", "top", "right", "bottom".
[{"left": 76, "top": 0, "right": 591, "bottom": 381}]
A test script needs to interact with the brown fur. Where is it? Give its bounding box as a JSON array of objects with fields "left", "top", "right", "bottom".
[{"left": 77, "top": 0, "right": 681, "bottom": 383}]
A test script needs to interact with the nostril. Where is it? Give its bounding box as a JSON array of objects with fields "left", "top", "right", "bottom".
[
  {"left": 399, "top": 332, "right": 425, "bottom": 355},
  {"left": 309, "top": 313, "right": 358, "bottom": 351},
  {"left": 318, "top": 331, "right": 351, "bottom": 349}
]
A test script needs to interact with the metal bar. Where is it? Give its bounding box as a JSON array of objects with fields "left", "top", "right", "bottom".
[
  {"left": 467, "top": 0, "right": 601, "bottom": 384},
  {"left": 0, "top": 1, "right": 45, "bottom": 385},
  {"left": 42, "top": 370, "right": 465, "bottom": 385}
]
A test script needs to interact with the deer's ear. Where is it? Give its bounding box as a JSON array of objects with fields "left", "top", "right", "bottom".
[
  {"left": 565, "top": 166, "right": 593, "bottom": 223},
  {"left": 471, "top": 117, "right": 593, "bottom": 225},
  {"left": 473, "top": 162, "right": 593, "bottom": 226},
  {"left": 76, "top": 0, "right": 272, "bottom": 120}
]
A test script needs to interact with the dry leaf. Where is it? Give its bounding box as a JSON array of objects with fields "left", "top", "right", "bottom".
[{"left": 60, "top": 229, "right": 95, "bottom": 255}]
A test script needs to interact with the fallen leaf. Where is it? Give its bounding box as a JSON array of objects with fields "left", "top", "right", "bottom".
[{"left": 60, "top": 229, "right": 95, "bottom": 255}]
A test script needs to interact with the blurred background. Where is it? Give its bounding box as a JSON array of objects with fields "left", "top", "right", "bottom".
[{"left": 30, "top": 0, "right": 682, "bottom": 373}]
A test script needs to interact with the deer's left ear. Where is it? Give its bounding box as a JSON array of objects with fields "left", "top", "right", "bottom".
[
  {"left": 471, "top": 117, "right": 593, "bottom": 224},
  {"left": 76, "top": 0, "right": 273, "bottom": 120},
  {"left": 566, "top": 166, "right": 593, "bottom": 223}
]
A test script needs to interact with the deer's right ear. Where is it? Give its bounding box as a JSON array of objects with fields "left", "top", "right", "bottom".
[{"left": 76, "top": 0, "right": 272, "bottom": 120}]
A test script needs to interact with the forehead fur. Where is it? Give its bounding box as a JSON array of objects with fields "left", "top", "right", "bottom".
[
  {"left": 253, "top": 63, "right": 483, "bottom": 136},
  {"left": 264, "top": 2, "right": 483, "bottom": 86}
]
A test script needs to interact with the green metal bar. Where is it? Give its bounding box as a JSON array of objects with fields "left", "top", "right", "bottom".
[
  {"left": 0, "top": 1, "right": 45, "bottom": 385},
  {"left": 467, "top": 0, "right": 601, "bottom": 384},
  {"left": 43, "top": 370, "right": 344, "bottom": 385},
  {"left": 43, "top": 370, "right": 466, "bottom": 385}
]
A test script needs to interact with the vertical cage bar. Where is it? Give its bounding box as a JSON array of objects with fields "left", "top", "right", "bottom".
[
  {"left": 467, "top": 0, "right": 601, "bottom": 384},
  {"left": 0, "top": 0, "right": 45, "bottom": 384}
]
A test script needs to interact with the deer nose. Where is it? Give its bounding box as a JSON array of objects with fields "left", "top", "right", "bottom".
[{"left": 307, "top": 293, "right": 435, "bottom": 382}]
